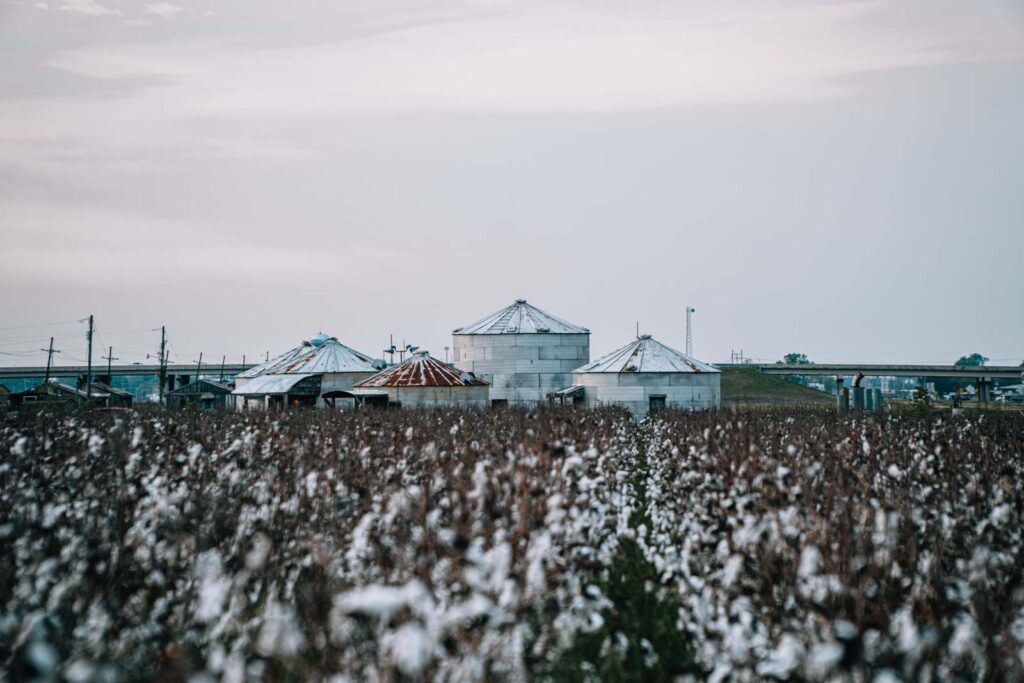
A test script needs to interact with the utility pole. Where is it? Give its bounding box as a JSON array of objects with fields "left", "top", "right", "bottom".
[
  {"left": 219, "top": 355, "right": 226, "bottom": 382},
  {"left": 102, "top": 346, "right": 119, "bottom": 384},
  {"left": 40, "top": 337, "right": 60, "bottom": 384},
  {"left": 84, "top": 314, "right": 94, "bottom": 405},
  {"left": 158, "top": 326, "right": 167, "bottom": 396},
  {"left": 242, "top": 355, "right": 246, "bottom": 372},
  {"left": 685, "top": 307, "right": 695, "bottom": 357},
  {"left": 193, "top": 352, "right": 203, "bottom": 384}
]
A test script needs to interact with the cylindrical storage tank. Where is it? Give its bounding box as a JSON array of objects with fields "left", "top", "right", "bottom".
[
  {"left": 452, "top": 299, "right": 590, "bottom": 405},
  {"left": 572, "top": 335, "right": 721, "bottom": 419}
]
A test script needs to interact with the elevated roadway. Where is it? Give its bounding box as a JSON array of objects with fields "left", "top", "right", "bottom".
[{"left": 747, "top": 364, "right": 1022, "bottom": 379}]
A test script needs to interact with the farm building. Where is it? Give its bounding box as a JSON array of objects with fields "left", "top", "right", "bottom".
[
  {"left": 166, "top": 379, "right": 234, "bottom": 411},
  {"left": 234, "top": 333, "right": 380, "bottom": 409},
  {"left": 91, "top": 381, "right": 134, "bottom": 408},
  {"left": 353, "top": 352, "right": 489, "bottom": 408},
  {"left": 571, "top": 335, "right": 720, "bottom": 417},
  {"left": 232, "top": 374, "right": 323, "bottom": 410},
  {"left": 452, "top": 299, "right": 589, "bottom": 406}
]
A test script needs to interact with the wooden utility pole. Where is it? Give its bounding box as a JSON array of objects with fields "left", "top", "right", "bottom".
[
  {"left": 193, "top": 352, "right": 203, "bottom": 384},
  {"left": 158, "top": 326, "right": 167, "bottom": 396},
  {"left": 102, "top": 346, "right": 118, "bottom": 383},
  {"left": 40, "top": 337, "right": 60, "bottom": 384},
  {"left": 219, "top": 355, "right": 226, "bottom": 382},
  {"left": 84, "top": 315, "right": 94, "bottom": 405}
]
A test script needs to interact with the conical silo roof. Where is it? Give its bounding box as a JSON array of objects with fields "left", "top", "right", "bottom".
[
  {"left": 238, "top": 335, "right": 379, "bottom": 378},
  {"left": 355, "top": 352, "right": 489, "bottom": 387},
  {"left": 575, "top": 335, "right": 719, "bottom": 374},
  {"left": 454, "top": 299, "right": 589, "bottom": 335}
]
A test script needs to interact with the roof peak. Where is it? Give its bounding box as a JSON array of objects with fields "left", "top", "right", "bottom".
[
  {"left": 575, "top": 335, "right": 719, "bottom": 374},
  {"left": 454, "top": 299, "right": 589, "bottom": 335}
]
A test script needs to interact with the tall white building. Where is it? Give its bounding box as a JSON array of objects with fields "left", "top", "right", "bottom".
[{"left": 452, "top": 299, "right": 590, "bottom": 405}]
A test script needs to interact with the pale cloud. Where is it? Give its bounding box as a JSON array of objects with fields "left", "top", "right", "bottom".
[
  {"left": 144, "top": 2, "right": 183, "bottom": 18},
  {"left": 33, "top": 1, "right": 1023, "bottom": 122},
  {"left": 58, "top": 0, "right": 114, "bottom": 16}
]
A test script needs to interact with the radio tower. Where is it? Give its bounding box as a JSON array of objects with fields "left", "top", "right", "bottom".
[{"left": 685, "top": 307, "right": 695, "bottom": 356}]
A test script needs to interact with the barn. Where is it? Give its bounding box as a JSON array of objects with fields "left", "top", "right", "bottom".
[
  {"left": 572, "top": 335, "right": 720, "bottom": 417},
  {"left": 452, "top": 299, "right": 589, "bottom": 406}
]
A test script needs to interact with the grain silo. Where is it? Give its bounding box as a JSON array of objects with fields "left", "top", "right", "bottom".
[
  {"left": 572, "top": 335, "right": 720, "bottom": 417},
  {"left": 233, "top": 333, "right": 380, "bottom": 409},
  {"left": 353, "top": 352, "right": 489, "bottom": 408},
  {"left": 452, "top": 299, "right": 590, "bottom": 405}
]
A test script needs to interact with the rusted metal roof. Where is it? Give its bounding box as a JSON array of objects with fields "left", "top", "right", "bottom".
[
  {"left": 574, "top": 335, "right": 720, "bottom": 374},
  {"left": 238, "top": 335, "right": 379, "bottom": 378},
  {"left": 355, "top": 353, "right": 489, "bottom": 388},
  {"left": 453, "top": 299, "right": 589, "bottom": 335}
]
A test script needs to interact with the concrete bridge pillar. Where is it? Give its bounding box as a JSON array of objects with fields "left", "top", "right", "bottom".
[
  {"left": 851, "top": 387, "right": 865, "bottom": 411},
  {"left": 837, "top": 387, "right": 849, "bottom": 412}
]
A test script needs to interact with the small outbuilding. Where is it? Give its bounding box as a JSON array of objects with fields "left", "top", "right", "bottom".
[
  {"left": 91, "top": 381, "right": 134, "bottom": 408},
  {"left": 571, "top": 335, "right": 720, "bottom": 418},
  {"left": 234, "top": 333, "right": 380, "bottom": 409},
  {"left": 166, "top": 378, "right": 234, "bottom": 411},
  {"left": 232, "top": 373, "right": 323, "bottom": 410},
  {"left": 353, "top": 352, "right": 489, "bottom": 408}
]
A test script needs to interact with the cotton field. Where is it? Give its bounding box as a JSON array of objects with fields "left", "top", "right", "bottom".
[{"left": 1, "top": 407, "right": 1022, "bottom": 682}]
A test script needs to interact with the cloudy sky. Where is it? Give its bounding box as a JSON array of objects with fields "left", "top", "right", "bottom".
[{"left": 1, "top": 0, "right": 1022, "bottom": 368}]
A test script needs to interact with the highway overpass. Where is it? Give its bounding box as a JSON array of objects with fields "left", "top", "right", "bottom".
[
  {"left": 0, "top": 364, "right": 248, "bottom": 381},
  {"left": 745, "top": 364, "right": 1023, "bottom": 379}
]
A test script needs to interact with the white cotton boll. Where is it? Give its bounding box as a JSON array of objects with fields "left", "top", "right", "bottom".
[
  {"left": 757, "top": 633, "right": 803, "bottom": 678},
  {"left": 405, "top": 426, "right": 414, "bottom": 440},
  {"left": 787, "top": 444, "right": 797, "bottom": 456},
  {"left": 887, "top": 464, "right": 902, "bottom": 480},
  {"left": 384, "top": 623, "right": 434, "bottom": 677},
  {"left": 63, "top": 659, "right": 96, "bottom": 683},
  {"left": 873, "top": 671, "right": 902, "bottom": 683},
  {"left": 334, "top": 580, "right": 433, "bottom": 620},
  {"left": 807, "top": 642, "right": 843, "bottom": 674},
  {"left": 450, "top": 424, "right": 459, "bottom": 435},
  {"left": 862, "top": 439, "right": 871, "bottom": 455},
  {"left": 246, "top": 534, "right": 272, "bottom": 571},
  {"left": 798, "top": 545, "right": 822, "bottom": 578},
  {"left": 304, "top": 471, "right": 319, "bottom": 498},
  {"left": 989, "top": 504, "right": 1012, "bottom": 526},
  {"left": 195, "top": 550, "right": 230, "bottom": 624},
  {"left": 11, "top": 437, "right": 28, "bottom": 457},
  {"left": 257, "top": 600, "right": 305, "bottom": 657},
  {"left": 722, "top": 555, "right": 743, "bottom": 588},
  {"left": 131, "top": 427, "right": 144, "bottom": 448}
]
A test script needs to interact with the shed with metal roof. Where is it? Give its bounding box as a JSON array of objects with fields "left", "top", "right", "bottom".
[
  {"left": 233, "top": 373, "right": 323, "bottom": 410},
  {"left": 452, "top": 299, "right": 589, "bottom": 406},
  {"left": 354, "top": 352, "right": 489, "bottom": 408},
  {"left": 234, "top": 334, "right": 380, "bottom": 409},
  {"left": 572, "top": 335, "right": 720, "bottom": 417}
]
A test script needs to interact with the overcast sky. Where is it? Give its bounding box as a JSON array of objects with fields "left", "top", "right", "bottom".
[{"left": 1, "top": 0, "right": 1022, "bottom": 368}]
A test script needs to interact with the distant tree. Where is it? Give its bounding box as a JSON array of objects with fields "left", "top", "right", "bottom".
[
  {"left": 780, "top": 353, "right": 811, "bottom": 365},
  {"left": 955, "top": 353, "right": 989, "bottom": 368},
  {"left": 910, "top": 387, "right": 931, "bottom": 414}
]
